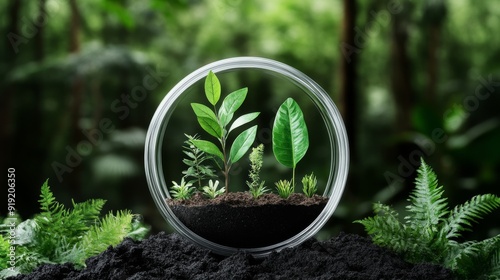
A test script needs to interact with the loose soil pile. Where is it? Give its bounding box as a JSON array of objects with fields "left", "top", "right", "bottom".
[{"left": 11, "top": 232, "right": 455, "bottom": 279}]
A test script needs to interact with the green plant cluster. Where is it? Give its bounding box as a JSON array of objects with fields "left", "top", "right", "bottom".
[
  {"left": 190, "top": 70, "right": 260, "bottom": 190},
  {"left": 355, "top": 159, "right": 500, "bottom": 279},
  {"left": 247, "top": 144, "right": 269, "bottom": 199},
  {"left": 182, "top": 134, "right": 218, "bottom": 188},
  {"left": 171, "top": 71, "right": 320, "bottom": 200},
  {"left": 0, "top": 180, "right": 149, "bottom": 278}
]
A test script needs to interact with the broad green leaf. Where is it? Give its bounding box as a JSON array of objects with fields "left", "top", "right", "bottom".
[
  {"left": 191, "top": 140, "right": 224, "bottom": 160},
  {"left": 191, "top": 103, "right": 218, "bottom": 120},
  {"left": 191, "top": 103, "right": 221, "bottom": 138},
  {"left": 228, "top": 112, "right": 260, "bottom": 135},
  {"left": 272, "top": 98, "right": 309, "bottom": 168},
  {"left": 229, "top": 125, "right": 257, "bottom": 164},
  {"left": 204, "top": 71, "right": 221, "bottom": 106},
  {"left": 218, "top": 87, "right": 248, "bottom": 127},
  {"left": 197, "top": 117, "right": 222, "bottom": 138}
]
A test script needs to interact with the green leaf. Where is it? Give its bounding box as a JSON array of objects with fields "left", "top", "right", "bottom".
[
  {"left": 191, "top": 139, "right": 224, "bottom": 160},
  {"left": 229, "top": 125, "right": 257, "bottom": 164},
  {"left": 272, "top": 98, "right": 309, "bottom": 168},
  {"left": 218, "top": 87, "right": 248, "bottom": 127},
  {"left": 191, "top": 103, "right": 218, "bottom": 120},
  {"left": 191, "top": 103, "right": 222, "bottom": 138},
  {"left": 197, "top": 117, "right": 222, "bottom": 138},
  {"left": 443, "top": 194, "right": 500, "bottom": 239},
  {"left": 228, "top": 112, "right": 260, "bottom": 135},
  {"left": 204, "top": 71, "right": 220, "bottom": 106},
  {"left": 406, "top": 159, "right": 449, "bottom": 229},
  {"left": 79, "top": 211, "right": 133, "bottom": 262}
]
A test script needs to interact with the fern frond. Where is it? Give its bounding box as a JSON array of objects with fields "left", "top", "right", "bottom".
[
  {"left": 66, "top": 199, "right": 107, "bottom": 238},
  {"left": 405, "top": 159, "right": 449, "bottom": 231},
  {"left": 78, "top": 210, "right": 133, "bottom": 263},
  {"left": 72, "top": 199, "right": 106, "bottom": 226},
  {"left": 490, "top": 247, "right": 500, "bottom": 278},
  {"left": 452, "top": 235, "right": 500, "bottom": 279},
  {"left": 442, "top": 194, "right": 500, "bottom": 239},
  {"left": 356, "top": 159, "right": 500, "bottom": 278},
  {"left": 38, "top": 179, "right": 55, "bottom": 213},
  {"left": 355, "top": 203, "right": 410, "bottom": 254}
]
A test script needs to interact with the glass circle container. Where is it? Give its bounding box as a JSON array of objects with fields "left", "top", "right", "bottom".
[{"left": 144, "top": 57, "right": 349, "bottom": 257}]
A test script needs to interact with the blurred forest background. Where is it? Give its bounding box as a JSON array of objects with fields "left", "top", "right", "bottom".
[{"left": 1, "top": 0, "right": 500, "bottom": 241}]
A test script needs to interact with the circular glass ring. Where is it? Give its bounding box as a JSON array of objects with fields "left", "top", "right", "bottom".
[{"left": 144, "top": 57, "right": 349, "bottom": 257}]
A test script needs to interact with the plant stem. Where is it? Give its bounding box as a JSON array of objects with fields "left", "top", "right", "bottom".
[
  {"left": 292, "top": 167, "right": 296, "bottom": 189},
  {"left": 220, "top": 136, "right": 230, "bottom": 193}
]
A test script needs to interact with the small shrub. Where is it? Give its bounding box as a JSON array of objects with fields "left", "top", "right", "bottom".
[
  {"left": 302, "top": 173, "right": 317, "bottom": 197},
  {"left": 202, "top": 180, "right": 225, "bottom": 199},
  {"left": 275, "top": 180, "right": 294, "bottom": 199}
]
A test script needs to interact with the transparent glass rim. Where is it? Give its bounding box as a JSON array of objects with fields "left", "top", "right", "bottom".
[{"left": 144, "top": 56, "right": 349, "bottom": 257}]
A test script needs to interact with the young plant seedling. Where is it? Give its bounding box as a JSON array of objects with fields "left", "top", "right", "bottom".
[
  {"left": 355, "top": 159, "right": 500, "bottom": 279},
  {"left": 170, "top": 178, "right": 196, "bottom": 200},
  {"left": 272, "top": 98, "right": 309, "bottom": 188},
  {"left": 182, "top": 134, "right": 217, "bottom": 188},
  {"left": 202, "top": 180, "right": 225, "bottom": 199},
  {"left": 190, "top": 71, "right": 260, "bottom": 191},
  {"left": 275, "top": 179, "right": 293, "bottom": 199},
  {"left": 247, "top": 144, "right": 268, "bottom": 199},
  {"left": 302, "top": 173, "right": 317, "bottom": 197}
]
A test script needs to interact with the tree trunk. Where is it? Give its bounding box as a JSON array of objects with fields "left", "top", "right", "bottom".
[
  {"left": 0, "top": 0, "right": 21, "bottom": 166},
  {"left": 426, "top": 25, "right": 440, "bottom": 104},
  {"left": 339, "top": 0, "right": 358, "bottom": 152},
  {"left": 32, "top": 0, "right": 47, "bottom": 171},
  {"left": 339, "top": 0, "right": 358, "bottom": 194},
  {"left": 67, "top": 0, "right": 84, "bottom": 195},
  {"left": 390, "top": 13, "right": 414, "bottom": 132}
]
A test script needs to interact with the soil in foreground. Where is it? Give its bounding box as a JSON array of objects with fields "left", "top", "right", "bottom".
[{"left": 10, "top": 232, "right": 455, "bottom": 280}]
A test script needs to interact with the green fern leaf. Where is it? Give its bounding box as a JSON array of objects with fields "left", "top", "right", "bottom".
[
  {"left": 72, "top": 199, "right": 106, "bottom": 224},
  {"left": 38, "top": 179, "right": 55, "bottom": 213},
  {"left": 405, "top": 159, "right": 449, "bottom": 231},
  {"left": 356, "top": 158, "right": 500, "bottom": 278},
  {"left": 355, "top": 203, "right": 411, "bottom": 254},
  {"left": 78, "top": 210, "right": 133, "bottom": 263},
  {"left": 443, "top": 194, "right": 500, "bottom": 239},
  {"left": 491, "top": 248, "right": 500, "bottom": 278},
  {"left": 452, "top": 235, "right": 500, "bottom": 279}
]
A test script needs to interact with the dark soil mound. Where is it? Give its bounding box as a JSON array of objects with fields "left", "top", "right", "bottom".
[{"left": 11, "top": 232, "right": 455, "bottom": 280}]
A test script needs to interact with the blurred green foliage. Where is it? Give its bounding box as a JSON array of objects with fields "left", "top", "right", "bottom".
[{"left": 1, "top": 0, "right": 499, "bottom": 240}]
